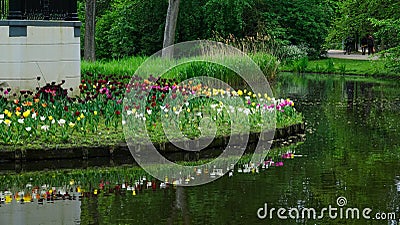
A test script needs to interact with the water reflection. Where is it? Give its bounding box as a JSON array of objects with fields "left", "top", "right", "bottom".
[
  {"left": 0, "top": 199, "right": 80, "bottom": 225},
  {"left": 1, "top": 73, "right": 400, "bottom": 225},
  {"left": 0, "top": 147, "right": 299, "bottom": 224}
]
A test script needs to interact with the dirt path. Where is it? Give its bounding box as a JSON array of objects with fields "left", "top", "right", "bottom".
[{"left": 327, "top": 49, "right": 379, "bottom": 60}]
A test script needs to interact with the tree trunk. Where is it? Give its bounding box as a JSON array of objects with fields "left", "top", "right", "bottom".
[
  {"left": 162, "top": 0, "right": 180, "bottom": 58},
  {"left": 84, "top": 0, "right": 96, "bottom": 61}
]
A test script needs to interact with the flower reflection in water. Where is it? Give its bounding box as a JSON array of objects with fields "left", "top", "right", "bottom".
[{"left": 0, "top": 146, "right": 302, "bottom": 207}]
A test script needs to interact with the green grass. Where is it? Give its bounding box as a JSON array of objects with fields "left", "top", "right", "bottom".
[
  {"left": 81, "top": 56, "right": 147, "bottom": 77},
  {"left": 81, "top": 52, "right": 281, "bottom": 82},
  {"left": 281, "top": 58, "right": 397, "bottom": 77}
]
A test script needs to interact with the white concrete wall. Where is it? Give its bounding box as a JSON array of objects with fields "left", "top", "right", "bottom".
[{"left": 0, "top": 22, "right": 81, "bottom": 95}]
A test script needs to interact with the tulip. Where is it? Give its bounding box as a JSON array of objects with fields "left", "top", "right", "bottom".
[
  {"left": 4, "top": 119, "right": 11, "bottom": 126},
  {"left": 58, "top": 119, "right": 66, "bottom": 126},
  {"left": 23, "top": 110, "right": 30, "bottom": 118},
  {"left": 41, "top": 125, "right": 49, "bottom": 131},
  {"left": 23, "top": 101, "right": 33, "bottom": 107}
]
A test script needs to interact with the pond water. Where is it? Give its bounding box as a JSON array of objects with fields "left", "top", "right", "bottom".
[{"left": 1, "top": 73, "right": 400, "bottom": 225}]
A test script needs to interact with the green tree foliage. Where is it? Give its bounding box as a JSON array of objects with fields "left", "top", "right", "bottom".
[
  {"left": 328, "top": 0, "right": 400, "bottom": 71},
  {"left": 175, "top": 0, "right": 206, "bottom": 41},
  {"left": 258, "top": 0, "right": 334, "bottom": 56},
  {"left": 370, "top": 18, "right": 400, "bottom": 72},
  {"left": 90, "top": 0, "right": 334, "bottom": 59},
  {"left": 96, "top": 0, "right": 168, "bottom": 58},
  {"left": 328, "top": 0, "right": 400, "bottom": 46},
  {"left": 203, "top": 0, "right": 252, "bottom": 38}
]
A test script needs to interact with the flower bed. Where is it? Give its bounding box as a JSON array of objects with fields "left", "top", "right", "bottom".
[{"left": 0, "top": 74, "right": 302, "bottom": 151}]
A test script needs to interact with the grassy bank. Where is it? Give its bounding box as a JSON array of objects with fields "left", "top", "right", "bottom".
[
  {"left": 281, "top": 58, "right": 398, "bottom": 77},
  {"left": 0, "top": 64, "right": 302, "bottom": 152},
  {"left": 81, "top": 52, "right": 281, "bottom": 82},
  {"left": 84, "top": 55, "right": 398, "bottom": 80}
]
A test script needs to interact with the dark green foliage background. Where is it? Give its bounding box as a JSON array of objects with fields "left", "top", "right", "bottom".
[{"left": 78, "top": 0, "right": 334, "bottom": 59}]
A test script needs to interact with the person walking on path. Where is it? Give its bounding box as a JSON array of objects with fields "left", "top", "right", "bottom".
[
  {"left": 367, "top": 35, "right": 375, "bottom": 55},
  {"left": 344, "top": 36, "right": 353, "bottom": 55},
  {"left": 361, "top": 35, "right": 368, "bottom": 55}
]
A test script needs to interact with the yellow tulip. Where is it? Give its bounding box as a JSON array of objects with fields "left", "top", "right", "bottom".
[
  {"left": 5, "top": 195, "right": 12, "bottom": 203},
  {"left": 4, "top": 119, "right": 11, "bottom": 126},
  {"left": 187, "top": 108, "right": 191, "bottom": 113},
  {"left": 80, "top": 114, "right": 85, "bottom": 119},
  {"left": 77, "top": 117, "right": 81, "bottom": 121},
  {"left": 15, "top": 111, "right": 21, "bottom": 117},
  {"left": 23, "top": 110, "right": 30, "bottom": 118},
  {"left": 48, "top": 116, "right": 53, "bottom": 121},
  {"left": 69, "top": 122, "right": 75, "bottom": 128},
  {"left": 93, "top": 111, "right": 98, "bottom": 116},
  {"left": 237, "top": 90, "right": 243, "bottom": 96}
]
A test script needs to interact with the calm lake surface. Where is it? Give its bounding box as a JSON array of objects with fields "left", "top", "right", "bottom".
[{"left": 1, "top": 73, "right": 399, "bottom": 225}]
